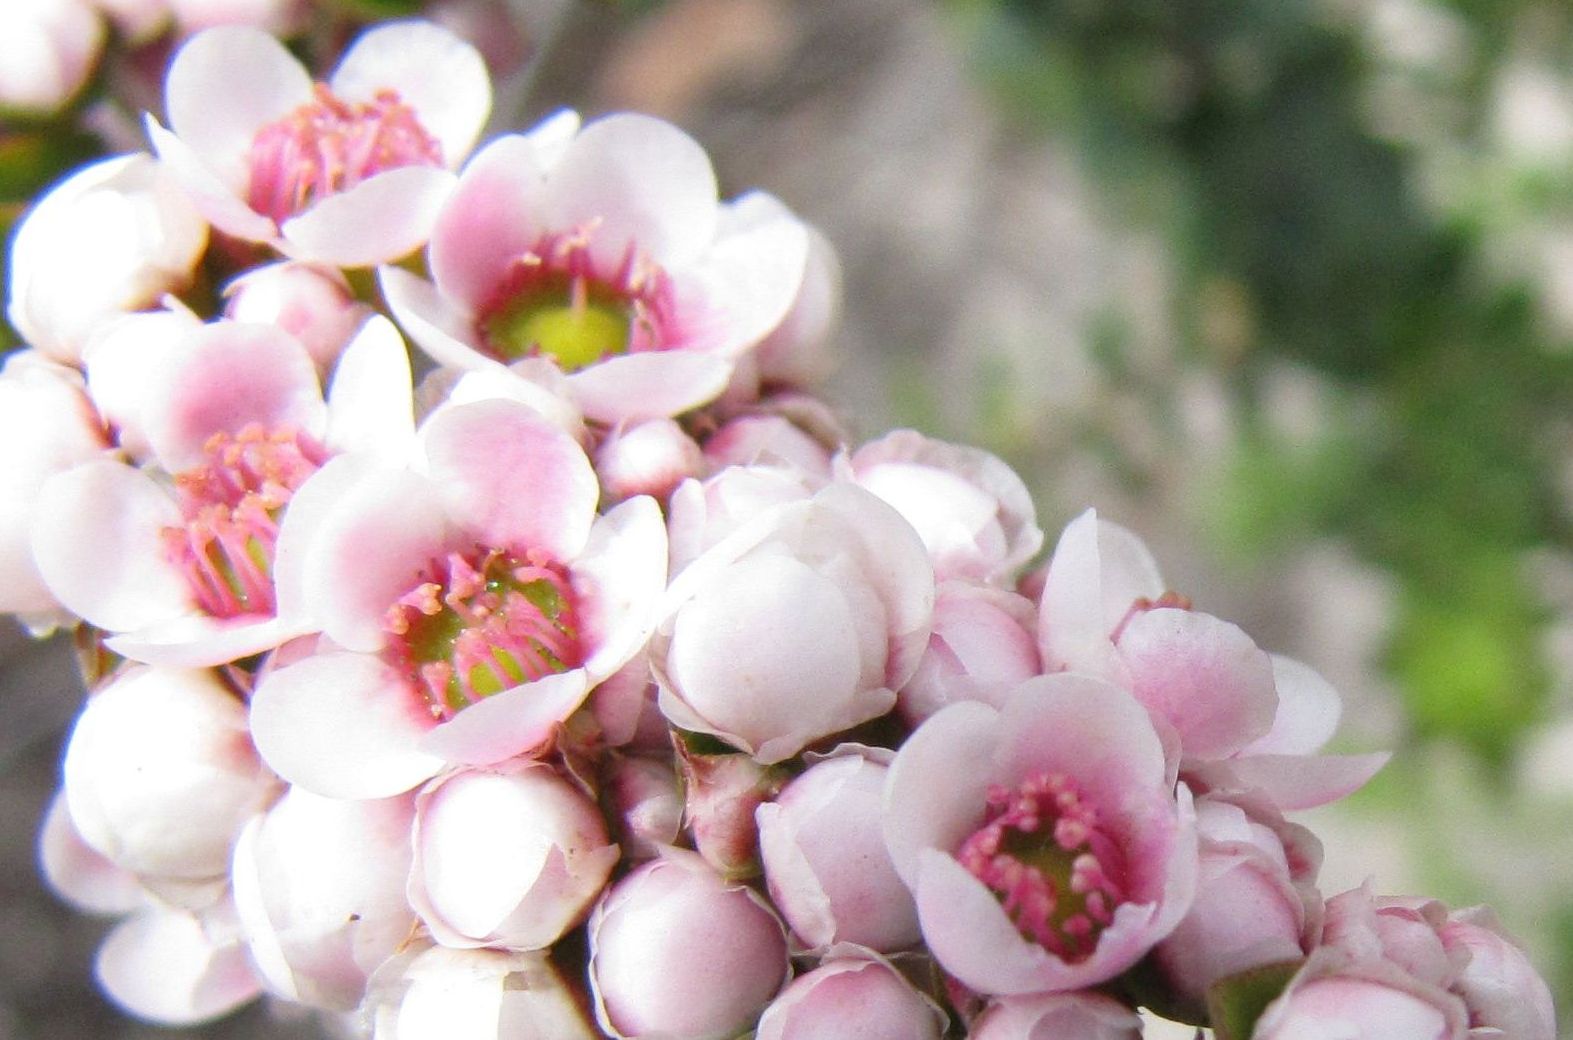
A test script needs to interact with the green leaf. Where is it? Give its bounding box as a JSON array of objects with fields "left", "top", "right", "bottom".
[{"left": 1206, "top": 959, "right": 1302, "bottom": 1040}]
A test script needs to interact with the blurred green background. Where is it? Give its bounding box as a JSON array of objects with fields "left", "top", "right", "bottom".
[{"left": 3, "top": 0, "right": 1571, "bottom": 1035}]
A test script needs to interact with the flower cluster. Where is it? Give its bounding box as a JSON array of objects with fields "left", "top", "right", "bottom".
[{"left": 3, "top": 18, "right": 1557, "bottom": 1040}]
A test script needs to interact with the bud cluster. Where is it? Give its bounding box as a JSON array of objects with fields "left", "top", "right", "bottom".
[{"left": 3, "top": 17, "right": 1557, "bottom": 1040}]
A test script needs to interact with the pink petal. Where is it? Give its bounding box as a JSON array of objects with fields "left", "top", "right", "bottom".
[
  {"left": 419, "top": 670, "right": 590, "bottom": 765},
  {"left": 38, "top": 790, "right": 144, "bottom": 916},
  {"left": 544, "top": 113, "right": 719, "bottom": 273},
  {"left": 1198, "top": 752, "right": 1392, "bottom": 811},
  {"left": 420, "top": 397, "right": 598, "bottom": 560},
  {"left": 913, "top": 848, "right": 1064, "bottom": 995},
  {"left": 299, "top": 466, "right": 454, "bottom": 653},
  {"left": 575, "top": 496, "right": 669, "bottom": 681},
  {"left": 250, "top": 651, "right": 444, "bottom": 798},
  {"left": 164, "top": 26, "right": 313, "bottom": 186},
  {"left": 141, "top": 320, "right": 325, "bottom": 472},
  {"left": 96, "top": 906, "right": 262, "bottom": 1025},
  {"left": 567, "top": 351, "right": 735, "bottom": 423},
  {"left": 328, "top": 21, "right": 490, "bottom": 166},
  {"left": 146, "top": 118, "right": 279, "bottom": 243},
  {"left": 324, "top": 314, "right": 415, "bottom": 457},
  {"left": 678, "top": 206, "right": 809, "bottom": 356},
  {"left": 379, "top": 265, "right": 497, "bottom": 372},
  {"left": 106, "top": 613, "right": 308, "bottom": 668},
  {"left": 1116, "top": 608, "right": 1278, "bottom": 763},
  {"left": 280, "top": 166, "right": 457, "bottom": 268},
  {"left": 881, "top": 699, "right": 1002, "bottom": 883},
  {"left": 31, "top": 460, "right": 191, "bottom": 632},
  {"left": 1244, "top": 654, "right": 1343, "bottom": 756},
  {"left": 428, "top": 134, "right": 548, "bottom": 313}
]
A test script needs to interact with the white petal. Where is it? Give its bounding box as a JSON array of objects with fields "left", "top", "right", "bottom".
[{"left": 280, "top": 166, "right": 457, "bottom": 267}]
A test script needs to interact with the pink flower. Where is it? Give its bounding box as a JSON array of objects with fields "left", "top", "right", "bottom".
[
  {"left": 230, "top": 786, "right": 416, "bottom": 1011},
  {"left": 224, "top": 261, "right": 374, "bottom": 375},
  {"left": 407, "top": 764, "right": 620, "bottom": 950},
  {"left": 148, "top": 21, "right": 490, "bottom": 266},
  {"left": 754, "top": 949, "right": 947, "bottom": 1040},
  {"left": 30, "top": 315, "right": 412, "bottom": 666},
  {"left": 1251, "top": 948, "right": 1468, "bottom": 1040},
  {"left": 379, "top": 111, "right": 811, "bottom": 423},
  {"left": 843, "top": 429, "right": 1042, "bottom": 585},
  {"left": 756, "top": 748, "right": 921, "bottom": 953},
  {"left": 969, "top": 992, "right": 1142, "bottom": 1040},
  {"left": 7, "top": 153, "right": 207, "bottom": 363},
  {"left": 897, "top": 580, "right": 1041, "bottom": 726},
  {"left": 882, "top": 674, "right": 1197, "bottom": 996},
  {"left": 588, "top": 849, "right": 790, "bottom": 1040},
  {"left": 652, "top": 483, "right": 934, "bottom": 763},
  {"left": 594, "top": 418, "right": 704, "bottom": 503},
  {"left": 249, "top": 396, "right": 667, "bottom": 798},
  {"left": 1151, "top": 791, "right": 1323, "bottom": 1007}
]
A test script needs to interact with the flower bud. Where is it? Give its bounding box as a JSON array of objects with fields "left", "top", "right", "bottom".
[
  {"left": 230, "top": 787, "right": 416, "bottom": 1011},
  {"left": 8, "top": 153, "right": 207, "bottom": 363},
  {"left": 1252, "top": 949, "right": 1467, "bottom": 1040},
  {"left": 408, "top": 765, "right": 619, "bottom": 951},
  {"left": 63, "top": 665, "right": 277, "bottom": 882},
  {"left": 368, "top": 945, "right": 598, "bottom": 1040},
  {"left": 702, "top": 413, "right": 836, "bottom": 477},
  {"left": 678, "top": 741, "right": 785, "bottom": 878},
  {"left": 594, "top": 419, "right": 704, "bottom": 503},
  {"left": 0, "top": 0, "right": 103, "bottom": 114},
  {"left": 1439, "top": 907, "right": 1557, "bottom": 1040},
  {"left": 37, "top": 789, "right": 143, "bottom": 916},
  {"left": 225, "top": 262, "right": 373, "bottom": 374},
  {"left": 754, "top": 951, "right": 945, "bottom": 1040},
  {"left": 897, "top": 580, "right": 1039, "bottom": 726},
  {"left": 589, "top": 850, "right": 789, "bottom": 1039},
  {"left": 970, "top": 992, "right": 1142, "bottom": 1040},
  {"left": 604, "top": 753, "right": 683, "bottom": 860},
  {"left": 95, "top": 898, "right": 261, "bottom": 1026},
  {"left": 756, "top": 751, "right": 919, "bottom": 952}
]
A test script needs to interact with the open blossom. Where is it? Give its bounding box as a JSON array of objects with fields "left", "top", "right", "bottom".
[
  {"left": 30, "top": 316, "right": 412, "bottom": 666},
  {"left": 883, "top": 674, "right": 1197, "bottom": 996},
  {"left": 653, "top": 483, "right": 934, "bottom": 763},
  {"left": 380, "top": 111, "right": 812, "bottom": 423},
  {"left": 249, "top": 395, "right": 668, "bottom": 799},
  {"left": 148, "top": 20, "right": 490, "bottom": 266},
  {"left": 7, "top": 153, "right": 207, "bottom": 364}
]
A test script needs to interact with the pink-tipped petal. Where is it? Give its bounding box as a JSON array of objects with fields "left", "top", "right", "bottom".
[
  {"left": 328, "top": 20, "right": 491, "bottom": 166},
  {"left": 250, "top": 652, "right": 444, "bottom": 799},
  {"left": 575, "top": 496, "right": 668, "bottom": 680},
  {"left": 325, "top": 315, "right": 415, "bottom": 458},
  {"left": 31, "top": 461, "right": 191, "bottom": 632},
  {"left": 141, "top": 321, "right": 325, "bottom": 473},
  {"left": 1245, "top": 655, "right": 1343, "bottom": 756},
  {"left": 544, "top": 113, "right": 719, "bottom": 272},
  {"left": 164, "top": 26, "right": 313, "bottom": 186},
  {"left": 379, "top": 265, "right": 497, "bottom": 372},
  {"left": 280, "top": 166, "right": 456, "bottom": 267},
  {"left": 147, "top": 118, "right": 279, "bottom": 243},
  {"left": 428, "top": 134, "right": 548, "bottom": 311},
  {"left": 420, "top": 398, "right": 598, "bottom": 560},
  {"left": 680, "top": 211, "right": 809, "bottom": 356},
  {"left": 567, "top": 351, "right": 735, "bottom": 423},
  {"left": 419, "top": 670, "right": 590, "bottom": 765}
]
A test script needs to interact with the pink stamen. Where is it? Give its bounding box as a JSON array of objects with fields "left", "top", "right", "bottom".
[
  {"left": 161, "top": 424, "right": 325, "bottom": 619},
  {"left": 955, "top": 770, "right": 1128, "bottom": 962},
  {"left": 383, "top": 547, "right": 583, "bottom": 720},
  {"left": 246, "top": 84, "right": 444, "bottom": 223}
]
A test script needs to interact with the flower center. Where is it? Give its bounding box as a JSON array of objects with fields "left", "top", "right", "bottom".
[
  {"left": 246, "top": 83, "right": 444, "bottom": 223},
  {"left": 161, "top": 424, "right": 325, "bottom": 619},
  {"left": 955, "top": 770, "right": 1127, "bottom": 962},
  {"left": 383, "top": 548, "right": 584, "bottom": 720},
  {"left": 475, "top": 228, "right": 673, "bottom": 371}
]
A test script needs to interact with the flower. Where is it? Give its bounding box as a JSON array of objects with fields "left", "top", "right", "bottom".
[
  {"left": 587, "top": 849, "right": 790, "bottom": 1040},
  {"left": 365, "top": 945, "right": 599, "bottom": 1040},
  {"left": 7, "top": 153, "right": 207, "bottom": 363},
  {"left": 407, "top": 764, "right": 620, "bottom": 950},
  {"left": 379, "top": 111, "right": 811, "bottom": 422},
  {"left": 0, "top": 0, "right": 103, "bottom": 113},
  {"left": 248, "top": 395, "right": 667, "bottom": 798},
  {"left": 883, "top": 674, "right": 1197, "bottom": 995},
  {"left": 969, "top": 992, "right": 1142, "bottom": 1040},
  {"left": 754, "top": 949, "right": 947, "bottom": 1040},
  {"left": 1251, "top": 948, "right": 1467, "bottom": 1040},
  {"left": 147, "top": 21, "right": 490, "bottom": 266},
  {"left": 652, "top": 483, "right": 933, "bottom": 763}
]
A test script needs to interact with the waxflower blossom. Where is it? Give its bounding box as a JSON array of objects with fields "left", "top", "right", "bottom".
[
  {"left": 380, "top": 111, "right": 812, "bottom": 423},
  {"left": 248, "top": 395, "right": 668, "bottom": 799},
  {"left": 753, "top": 950, "right": 947, "bottom": 1040},
  {"left": 148, "top": 20, "right": 490, "bottom": 266},
  {"left": 883, "top": 674, "right": 1197, "bottom": 996}
]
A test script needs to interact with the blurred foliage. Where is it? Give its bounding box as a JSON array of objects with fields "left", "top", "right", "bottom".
[{"left": 954, "top": 0, "right": 1573, "bottom": 766}]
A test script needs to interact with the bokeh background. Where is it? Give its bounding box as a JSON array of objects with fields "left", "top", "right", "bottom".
[{"left": 3, "top": 0, "right": 1573, "bottom": 1035}]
